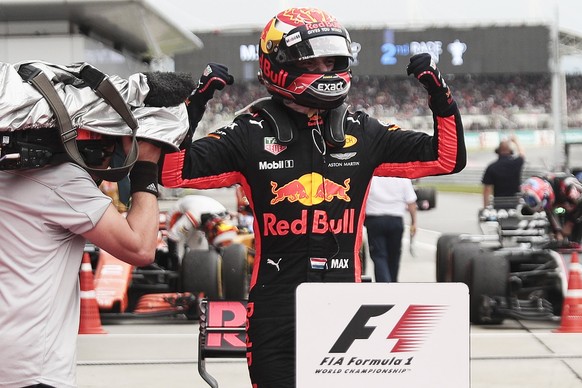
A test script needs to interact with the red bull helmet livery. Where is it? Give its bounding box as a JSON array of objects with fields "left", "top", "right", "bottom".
[{"left": 257, "top": 7, "right": 353, "bottom": 110}]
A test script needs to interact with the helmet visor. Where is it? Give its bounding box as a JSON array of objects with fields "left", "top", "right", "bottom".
[{"left": 281, "top": 35, "right": 352, "bottom": 65}]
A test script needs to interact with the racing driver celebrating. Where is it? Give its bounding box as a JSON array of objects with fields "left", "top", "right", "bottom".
[{"left": 161, "top": 7, "right": 466, "bottom": 388}]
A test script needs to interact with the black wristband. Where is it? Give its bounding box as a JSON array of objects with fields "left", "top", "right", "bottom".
[{"left": 129, "top": 161, "right": 159, "bottom": 197}]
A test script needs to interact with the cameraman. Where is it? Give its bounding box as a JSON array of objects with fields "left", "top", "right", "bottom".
[{"left": 0, "top": 63, "right": 200, "bottom": 387}]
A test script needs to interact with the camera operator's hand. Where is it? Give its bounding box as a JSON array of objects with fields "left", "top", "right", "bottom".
[
  {"left": 121, "top": 137, "right": 161, "bottom": 163},
  {"left": 406, "top": 53, "right": 453, "bottom": 114},
  {"left": 189, "top": 63, "right": 234, "bottom": 106},
  {"left": 136, "top": 140, "right": 161, "bottom": 163},
  {"left": 122, "top": 139, "right": 162, "bottom": 197}
]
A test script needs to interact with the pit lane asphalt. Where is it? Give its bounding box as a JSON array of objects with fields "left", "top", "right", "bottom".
[{"left": 76, "top": 191, "right": 582, "bottom": 388}]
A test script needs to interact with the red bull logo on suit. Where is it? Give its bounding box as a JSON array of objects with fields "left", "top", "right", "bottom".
[
  {"left": 270, "top": 173, "right": 351, "bottom": 205},
  {"left": 266, "top": 173, "right": 354, "bottom": 237}
]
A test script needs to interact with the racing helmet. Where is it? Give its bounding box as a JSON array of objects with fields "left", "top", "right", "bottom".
[
  {"left": 521, "top": 177, "right": 555, "bottom": 212},
  {"left": 202, "top": 214, "right": 238, "bottom": 248},
  {"left": 258, "top": 7, "right": 353, "bottom": 110}
]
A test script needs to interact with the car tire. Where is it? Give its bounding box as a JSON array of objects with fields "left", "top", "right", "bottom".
[
  {"left": 181, "top": 249, "right": 221, "bottom": 300},
  {"left": 469, "top": 251, "right": 509, "bottom": 325},
  {"left": 451, "top": 241, "right": 481, "bottom": 285},
  {"left": 436, "top": 233, "right": 461, "bottom": 282},
  {"left": 426, "top": 187, "right": 437, "bottom": 208},
  {"left": 416, "top": 186, "right": 437, "bottom": 210},
  {"left": 221, "top": 243, "right": 249, "bottom": 300}
]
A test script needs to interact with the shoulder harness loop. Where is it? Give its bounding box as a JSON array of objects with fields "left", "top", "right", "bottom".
[{"left": 243, "top": 97, "right": 349, "bottom": 148}]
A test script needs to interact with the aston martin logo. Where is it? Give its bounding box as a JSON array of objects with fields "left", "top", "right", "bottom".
[{"left": 330, "top": 152, "right": 356, "bottom": 161}]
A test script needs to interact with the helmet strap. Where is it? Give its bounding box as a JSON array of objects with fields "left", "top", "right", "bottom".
[
  {"left": 323, "top": 103, "right": 348, "bottom": 148},
  {"left": 249, "top": 97, "right": 296, "bottom": 144}
]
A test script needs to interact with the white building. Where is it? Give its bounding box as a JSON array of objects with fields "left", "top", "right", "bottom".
[{"left": 0, "top": 0, "right": 202, "bottom": 76}]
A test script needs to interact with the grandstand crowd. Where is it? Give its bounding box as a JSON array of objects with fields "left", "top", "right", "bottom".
[{"left": 196, "top": 73, "right": 582, "bottom": 136}]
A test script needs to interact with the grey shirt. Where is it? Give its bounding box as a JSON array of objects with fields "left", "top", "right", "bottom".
[{"left": 0, "top": 163, "right": 110, "bottom": 388}]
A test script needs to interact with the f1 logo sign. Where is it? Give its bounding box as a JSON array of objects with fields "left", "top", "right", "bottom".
[
  {"left": 329, "top": 305, "right": 393, "bottom": 353},
  {"left": 329, "top": 304, "right": 447, "bottom": 353}
]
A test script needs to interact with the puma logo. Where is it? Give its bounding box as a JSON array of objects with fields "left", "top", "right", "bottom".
[
  {"left": 267, "top": 258, "right": 282, "bottom": 271},
  {"left": 249, "top": 119, "right": 265, "bottom": 128}
]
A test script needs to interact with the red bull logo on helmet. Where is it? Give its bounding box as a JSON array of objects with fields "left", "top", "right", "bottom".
[
  {"left": 270, "top": 173, "right": 351, "bottom": 205},
  {"left": 278, "top": 8, "right": 341, "bottom": 30}
]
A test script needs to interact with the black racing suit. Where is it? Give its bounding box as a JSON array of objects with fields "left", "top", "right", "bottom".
[{"left": 161, "top": 97, "right": 465, "bottom": 387}]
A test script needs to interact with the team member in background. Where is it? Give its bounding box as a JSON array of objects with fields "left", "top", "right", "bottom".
[
  {"left": 482, "top": 134, "right": 526, "bottom": 207},
  {"left": 160, "top": 7, "right": 466, "bottom": 387},
  {"left": 365, "top": 176, "right": 417, "bottom": 282},
  {"left": 522, "top": 173, "right": 582, "bottom": 243}
]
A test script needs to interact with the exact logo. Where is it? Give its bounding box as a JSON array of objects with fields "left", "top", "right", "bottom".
[
  {"left": 330, "top": 304, "right": 447, "bottom": 353},
  {"left": 317, "top": 81, "right": 346, "bottom": 92}
]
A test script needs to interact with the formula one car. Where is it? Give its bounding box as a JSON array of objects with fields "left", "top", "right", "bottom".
[
  {"left": 86, "top": 194, "right": 251, "bottom": 320},
  {"left": 436, "top": 195, "right": 578, "bottom": 324}
]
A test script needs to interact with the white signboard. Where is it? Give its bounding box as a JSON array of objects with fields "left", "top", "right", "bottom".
[{"left": 296, "top": 282, "right": 469, "bottom": 388}]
